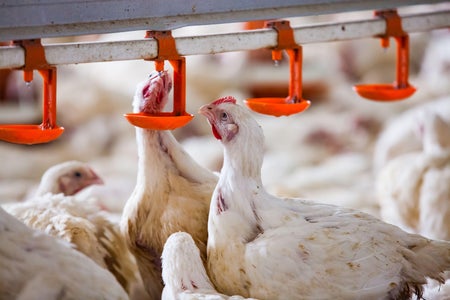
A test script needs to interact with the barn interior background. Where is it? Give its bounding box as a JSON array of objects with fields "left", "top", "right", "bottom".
[{"left": 0, "top": 0, "right": 449, "bottom": 219}]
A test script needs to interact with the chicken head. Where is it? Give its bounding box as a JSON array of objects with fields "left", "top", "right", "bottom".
[
  {"left": 36, "top": 160, "right": 104, "bottom": 196},
  {"left": 199, "top": 96, "right": 242, "bottom": 142},
  {"left": 133, "top": 70, "right": 172, "bottom": 114}
]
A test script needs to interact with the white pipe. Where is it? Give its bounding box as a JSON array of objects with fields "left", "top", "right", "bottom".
[{"left": 1, "top": 9, "right": 449, "bottom": 69}]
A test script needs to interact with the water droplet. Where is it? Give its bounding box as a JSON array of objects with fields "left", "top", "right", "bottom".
[
  {"left": 273, "top": 60, "right": 280, "bottom": 67},
  {"left": 25, "top": 81, "right": 32, "bottom": 87}
]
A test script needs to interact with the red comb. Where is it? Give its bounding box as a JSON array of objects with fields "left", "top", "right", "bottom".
[{"left": 211, "top": 96, "right": 237, "bottom": 106}]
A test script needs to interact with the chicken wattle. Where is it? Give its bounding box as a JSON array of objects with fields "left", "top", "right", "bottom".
[
  {"left": 3, "top": 161, "right": 140, "bottom": 297},
  {"left": 377, "top": 111, "right": 450, "bottom": 241}
]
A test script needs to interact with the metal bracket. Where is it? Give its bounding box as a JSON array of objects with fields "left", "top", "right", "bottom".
[
  {"left": 245, "top": 20, "right": 310, "bottom": 117},
  {"left": 124, "top": 30, "right": 192, "bottom": 130},
  {"left": 0, "top": 39, "right": 63, "bottom": 144},
  {"left": 353, "top": 9, "right": 416, "bottom": 101}
]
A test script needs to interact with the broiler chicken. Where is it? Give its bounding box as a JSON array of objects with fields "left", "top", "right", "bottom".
[
  {"left": 0, "top": 206, "right": 128, "bottom": 299},
  {"left": 162, "top": 231, "right": 257, "bottom": 300},
  {"left": 121, "top": 71, "right": 218, "bottom": 299},
  {"left": 32, "top": 160, "right": 127, "bottom": 219},
  {"left": 199, "top": 96, "right": 450, "bottom": 300},
  {"left": 373, "top": 96, "right": 450, "bottom": 172},
  {"left": 34, "top": 160, "right": 104, "bottom": 196},
  {"left": 377, "top": 112, "right": 450, "bottom": 241},
  {"left": 3, "top": 162, "right": 141, "bottom": 297}
]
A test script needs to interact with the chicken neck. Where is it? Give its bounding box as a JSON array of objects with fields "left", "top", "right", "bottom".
[{"left": 208, "top": 130, "right": 266, "bottom": 247}]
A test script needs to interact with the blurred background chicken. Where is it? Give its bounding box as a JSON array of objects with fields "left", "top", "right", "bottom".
[
  {"left": 377, "top": 111, "right": 450, "bottom": 241},
  {"left": 0, "top": 206, "right": 129, "bottom": 299},
  {"left": 2, "top": 161, "right": 145, "bottom": 299},
  {"left": 373, "top": 96, "right": 450, "bottom": 172},
  {"left": 33, "top": 160, "right": 104, "bottom": 197},
  {"left": 376, "top": 109, "right": 450, "bottom": 299}
]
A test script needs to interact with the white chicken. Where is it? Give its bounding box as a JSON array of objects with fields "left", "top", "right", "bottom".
[
  {"left": 3, "top": 162, "right": 141, "bottom": 297},
  {"left": 32, "top": 160, "right": 133, "bottom": 218},
  {"left": 377, "top": 111, "right": 450, "bottom": 299},
  {"left": 199, "top": 96, "right": 450, "bottom": 300},
  {"left": 162, "top": 231, "right": 258, "bottom": 300},
  {"left": 34, "top": 160, "right": 104, "bottom": 197},
  {"left": 121, "top": 70, "right": 218, "bottom": 299},
  {"left": 0, "top": 206, "right": 128, "bottom": 299},
  {"left": 377, "top": 112, "right": 450, "bottom": 241},
  {"left": 373, "top": 96, "right": 450, "bottom": 172}
]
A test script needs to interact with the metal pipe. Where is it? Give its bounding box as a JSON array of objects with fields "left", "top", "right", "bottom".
[
  {"left": 1, "top": 9, "right": 449, "bottom": 69},
  {"left": 1, "top": 0, "right": 447, "bottom": 40}
]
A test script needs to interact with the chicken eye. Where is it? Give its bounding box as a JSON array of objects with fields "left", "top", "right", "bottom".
[
  {"left": 74, "top": 171, "right": 82, "bottom": 178},
  {"left": 220, "top": 112, "right": 228, "bottom": 121}
]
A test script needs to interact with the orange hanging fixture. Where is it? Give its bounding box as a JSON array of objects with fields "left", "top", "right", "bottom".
[
  {"left": 244, "top": 20, "right": 311, "bottom": 117},
  {"left": 0, "top": 39, "right": 64, "bottom": 144},
  {"left": 353, "top": 9, "right": 416, "bottom": 101},
  {"left": 124, "top": 30, "right": 193, "bottom": 130}
]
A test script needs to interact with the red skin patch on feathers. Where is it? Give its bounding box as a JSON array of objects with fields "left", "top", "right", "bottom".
[
  {"left": 216, "top": 190, "right": 228, "bottom": 214},
  {"left": 191, "top": 281, "right": 198, "bottom": 289},
  {"left": 212, "top": 96, "right": 237, "bottom": 106},
  {"left": 142, "top": 82, "right": 151, "bottom": 98},
  {"left": 181, "top": 281, "right": 199, "bottom": 291}
]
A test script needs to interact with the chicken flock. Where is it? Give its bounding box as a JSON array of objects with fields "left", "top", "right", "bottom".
[{"left": 1, "top": 8, "right": 450, "bottom": 300}]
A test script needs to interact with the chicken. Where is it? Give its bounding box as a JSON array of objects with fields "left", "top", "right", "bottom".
[
  {"left": 34, "top": 160, "right": 104, "bottom": 197},
  {"left": 376, "top": 111, "right": 450, "bottom": 296},
  {"left": 417, "top": 30, "right": 450, "bottom": 100},
  {"left": 377, "top": 112, "right": 450, "bottom": 241},
  {"left": 31, "top": 160, "right": 132, "bottom": 217},
  {"left": 0, "top": 206, "right": 128, "bottom": 299},
  {"left": 373, "top": 96, "right": 450, "bottom": 172},
  {"left": 121, "top": 70, "right": 218, "bottom": 299},
  {"left": 199, "top": 96, "right": 450, "bottom": 300},
  {"left": 162, "top": 231, "right": 257, "bottom": 300},
  {"left": 3, "top": 193, "right": 141, "bottom": 296},
  {"left": 3, "top": 162, "right": 141, "bottom": 297}
]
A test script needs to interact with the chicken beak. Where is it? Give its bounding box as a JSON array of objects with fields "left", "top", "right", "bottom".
[
  {"left": 89, "top": 169, "right": 105, "bottom": 186},
  {"left": 198, "top": 104, "right": 223, "bottom": 140},
  {"left": 198, "top": 104, "right": 212, "bottom": 116},
  {"left": 92, "top": 176, "right": 104, "bottom": 186},
  {"left": 198, "top": 104, "right": 215, "bottom": 129},
  {"left": 198, "top": 104, "right": 216, "bottom": 127}
]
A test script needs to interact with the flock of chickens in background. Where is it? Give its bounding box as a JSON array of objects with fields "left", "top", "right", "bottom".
[{"left": 1, "top": 8, "right": 450, "bottom": 300}]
